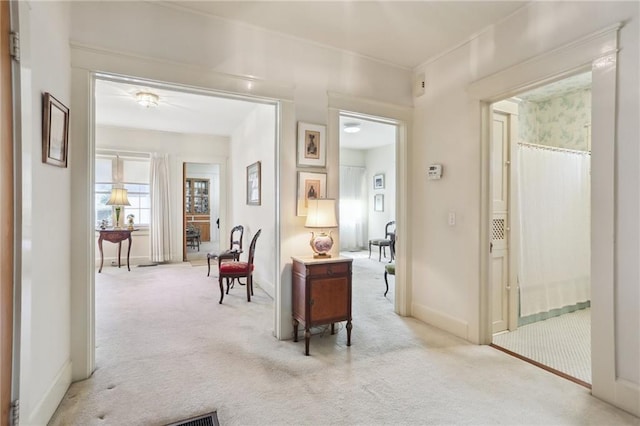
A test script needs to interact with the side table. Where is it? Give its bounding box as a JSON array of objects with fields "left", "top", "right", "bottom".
[
  {"left": 97, "top": 228, "right": 135, "bottom": 273},
  {"left": 291, "top": 256, "right": 353, "bottom": 355}
]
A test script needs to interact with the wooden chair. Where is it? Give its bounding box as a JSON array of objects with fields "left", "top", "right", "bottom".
[
  {"left": 207, "top": 225, "right": 244, "bottom": 276},
  {"left": 186, "top": 224, "right": 201, "bottom": 251},
  {"left": 218, "top": 229, "right": 261, "bottom": 304},
  {"left": 369, "top": 220, "right": 396, "bottom": 262}
]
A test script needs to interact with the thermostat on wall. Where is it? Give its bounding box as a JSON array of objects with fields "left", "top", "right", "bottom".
[{"left": 428, "top": 164, "right": 442, "bottom": 180}]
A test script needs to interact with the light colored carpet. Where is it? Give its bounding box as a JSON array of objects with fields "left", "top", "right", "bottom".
[
  {"left": 186, "top": 241, "right": 218, "bottom": 261},
  {"left": 493, "top": 308, "right": 591, "bottom": 384},
  {"left": 48, "top": 257, "right": 637, "bottom": 426},
  {"left": 188, "top": 259, "right": 209, "bottom": 267}
]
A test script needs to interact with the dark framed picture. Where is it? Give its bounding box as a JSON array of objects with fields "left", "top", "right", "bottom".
[
  {"left": 42, "top": 92, "right": 70, "bottom": 168},
  {"left": 297, "top": 122, "right": 326, "bottom": 167},
  {"left": 246, "top": 161, "right": 261, "bottom": 205},
  {"left": 374, "top": 194, "right": 384, "bottom": 212},
  {"left": 297, "top": 171, "right": 327, "bottom": 216},
  {"left": 373, "top": 173, "right": 385, "bottom": 189}
]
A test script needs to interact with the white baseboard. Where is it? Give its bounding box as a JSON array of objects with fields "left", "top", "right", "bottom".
[
  {"left": 26, "top": 360, "right": 72, "bottom": 426},
  {"left": 94, "top": 255, "right": 151, "bottom": 267},
  {"left": 412, "top": 302, "right": 469, "bottom": 341},
  {"left": 615, "top": 378, "right": 640, "bottom": 417},
  {"left": 256, "top": 279, "right": 274, "bottom": 300}
]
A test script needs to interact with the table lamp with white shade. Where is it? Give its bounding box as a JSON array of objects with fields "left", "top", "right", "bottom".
[
  {"left": 106, "top": 187, "right": 130, "bottom": 229},
  {"left": 305, "top": 198, "right": 338, "bottom": 258}
]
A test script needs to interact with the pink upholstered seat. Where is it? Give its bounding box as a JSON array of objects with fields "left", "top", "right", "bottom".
[{"left": 219, "top": 261, "right": 253, "bottom": 274}]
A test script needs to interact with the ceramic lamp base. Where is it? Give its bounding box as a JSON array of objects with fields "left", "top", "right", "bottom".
[{"left": 310, "top": 231, "right": 333, "bottom": 258}]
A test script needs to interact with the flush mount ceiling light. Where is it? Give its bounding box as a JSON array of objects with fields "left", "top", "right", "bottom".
[
  {"left": 135, "top": 91, "right": 159, "bottom": 108},
  {"left": 343, "top": 122, "right": 361, "bottom": 133}
]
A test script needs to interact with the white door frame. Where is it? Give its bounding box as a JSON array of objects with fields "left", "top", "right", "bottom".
[
  {"left": 469, "top": 24, "right": 629, "bottom": 411},
  {"left": 492, "top": 101, "right": 520, "bottom": 331},
  {"left": 70, "top": 44, "right": 292, "bottom": 381},
  {"left": 328, "top": 93, "right": 412, "bottom": 316}
]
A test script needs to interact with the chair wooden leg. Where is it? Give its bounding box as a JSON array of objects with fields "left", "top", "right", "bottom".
[
  {"left": 226, "top": 277, "right": 231, "bottom": 294},
  {"left": 246, "top": 276, "right": 252, "bottom": 302},
  {"left": 369, "top": 242, "right": 372, "bottom": 258},
  {"left": 378, "top": 246, "right": 382, "bottom": 262},
  {"left": 207, "top": 257, "right": 211, "bottom": 277},
  {"left": 218, "top": 275, "right": 224, "bottom": 304},
  {"left": 384, "top": 271, "right": 389, "bottom": 296}
]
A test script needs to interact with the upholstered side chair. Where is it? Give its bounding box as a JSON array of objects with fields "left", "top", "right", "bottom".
[{"left": 218, "top": 229, "right": 261, "bottom": 304}]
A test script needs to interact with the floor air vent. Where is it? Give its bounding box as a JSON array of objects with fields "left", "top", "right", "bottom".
[{"left": 165, "top": 411, "right": 220, "bottom": 426}]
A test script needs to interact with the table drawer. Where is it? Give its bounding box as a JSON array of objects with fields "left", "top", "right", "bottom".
[{"left": 306, "top": 262, "right": 349, "bottom": 277}]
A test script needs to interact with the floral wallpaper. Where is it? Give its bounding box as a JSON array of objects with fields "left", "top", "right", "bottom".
[{"left": 518, "top": 88, "right": 591, "bottom": 151}]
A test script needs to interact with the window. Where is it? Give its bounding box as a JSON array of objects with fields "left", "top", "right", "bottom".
[{"left": 95, "top": 154, "right": 150, "bottom": 227}]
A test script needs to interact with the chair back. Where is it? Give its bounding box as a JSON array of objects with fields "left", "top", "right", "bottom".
[
  {"left": 229, "top": 225, "right": 244, "bottom": 251},
  {"left": 247, "top": 229, "right": 262, "bottom": 266},
  {"left": 385, "top": 221, "right": 396, "bottom": 239}
]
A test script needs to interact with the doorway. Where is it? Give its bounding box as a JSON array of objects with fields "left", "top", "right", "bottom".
[
  {"left": 183, "top": 162, "right": 221, "bottom": 262},
  {"left": 338, "top": 112, "right": 398, "bottom": 301},
  {"left": 92, "top": 72, "right": 279, "bottom": 368},
  {"left": 489, "top": 72, "right": 593, "bottom": 386}
]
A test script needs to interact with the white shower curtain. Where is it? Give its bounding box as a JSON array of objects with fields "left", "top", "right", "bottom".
[
  {"left": 517, "top": 144, "right": 591, "bottom": 316},
  {"left": 339, "top": 166, "right": 367, "bottom": 250},
  {"left": 149, "top": 153, "right": 172, "bottom": 262}
]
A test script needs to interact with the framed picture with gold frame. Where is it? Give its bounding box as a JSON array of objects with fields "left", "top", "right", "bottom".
[
  {"left": 42, "top": 92, "right": 70, "bottom": 168},
  {"left": 297, "top": 171, "right": 326, "bottom": 216},
  {"left": 297, "top": 122, "right": 326, "bottom": 167}
]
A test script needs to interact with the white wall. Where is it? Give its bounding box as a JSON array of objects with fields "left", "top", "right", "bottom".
[
  {"left": 411, "top": 0, "right": 638, "bottom": 414},
  {"left": 69, "top": 2, "right": 412, "bottom": 110},
  {"left": 229, "top": 104, "right": 277, "bottom": 297},
  {"left": 339, "top": 148, "right": 366, "bottom": 167},
  {"left": 96, "top": 125, "right": 229, "bottom": 263},
  {"left": 18, "top": 1, "right": 73, "bottom": 424},
  {"left": 366, "top": 144, "right": 396, "bottom": 240}
]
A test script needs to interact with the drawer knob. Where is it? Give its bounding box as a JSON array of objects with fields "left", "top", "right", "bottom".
[{"left": 327, "top": 267, "right": 333, "bottom": 275}]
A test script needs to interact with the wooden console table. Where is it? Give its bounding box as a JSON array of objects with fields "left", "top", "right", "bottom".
[
  {"left": 291, "top": 256, "right": 353, "bottom": 356},
  {"left": 97, "top": 229, "right": 135, "bottom": 273}
]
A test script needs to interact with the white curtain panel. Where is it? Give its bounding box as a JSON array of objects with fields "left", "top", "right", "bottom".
[
  {"left": 339, "top": 166, "right": 367, "bottom": 250},
  {"left": 517, "top": 144, "right": 591, "bottom": 316},
  {"left": 149, "top": 153, "right": 172, "bottom": 262}
]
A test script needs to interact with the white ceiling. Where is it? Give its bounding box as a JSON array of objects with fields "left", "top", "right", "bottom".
[
  {"left": 95, "top": 78, "right": 260, "bottom": 136},
  {"left": 166, "top": 1, "right": 528, "bottom": 69},
  {"left": 96, "top": 1, "right": 530, "bottom": 147}
]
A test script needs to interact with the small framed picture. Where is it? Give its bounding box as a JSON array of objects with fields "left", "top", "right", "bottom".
[
  {"left": 246, "top": 161, "right": 261, "bottom": 205},
  {"left": 297, "top": 122, "right": 326, "bottom": 167},
  {"left": 373, "top": 173, "right": 385, "bottom": 189},
  {"left": 297, "top": 171, "right": 327, "bottom": 216},
  {"left": 42, "top": 92, "right": 70, "bottom": 168},
  {"left": 374, "top": 194, "right": 384, "bottom": 212}
]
